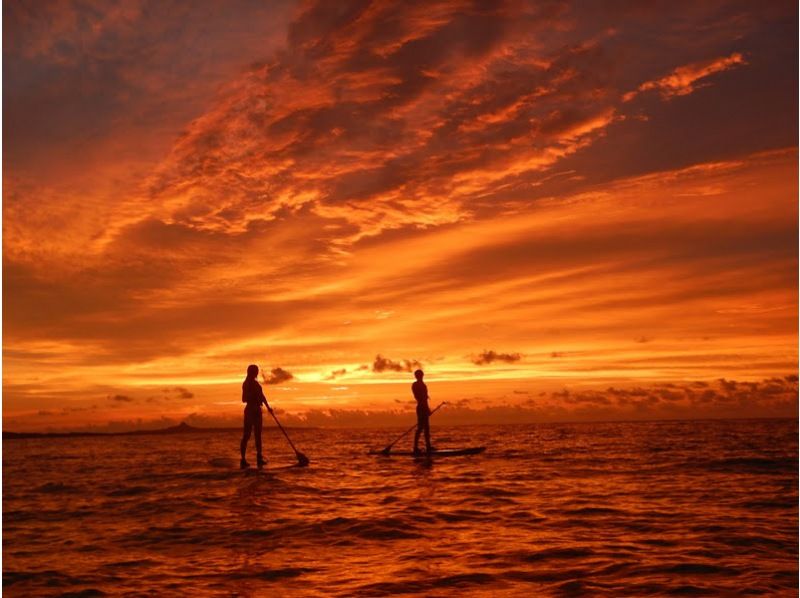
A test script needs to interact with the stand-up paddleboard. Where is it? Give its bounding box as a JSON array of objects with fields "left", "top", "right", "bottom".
[
  {"left": 208, "top": 458, "right": 306, "bottom": 471},
  {"left": 369, "top": 447, "right": 486, "bottom": 457}
]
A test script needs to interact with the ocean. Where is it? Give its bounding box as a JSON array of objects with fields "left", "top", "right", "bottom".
[{"left": 3, "top": 419, "right": 797, "bottom": 596}]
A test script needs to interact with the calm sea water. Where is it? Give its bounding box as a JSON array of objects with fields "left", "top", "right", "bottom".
[{"left": 3, "top": 419, "right": 797, "bottom": 596}]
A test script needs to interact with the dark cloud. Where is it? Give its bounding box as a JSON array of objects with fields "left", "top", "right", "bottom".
[
  {"left": 472, "top": 350, "right": 522, "bottom": 365},
  {"left": 372, "top": 354, "right": 422, "bottom": 373},
  {"left": 263, "top": 367, "right": 294, "bottom": 385},
  {"left": 108, "top": 394, "right": 133, "bottom": 402},
  {"left": 548, "top": 377, "right": 800, "bottom": 415},
  {"left": 266, "top": 376, "right": 798, "bottom": 426},
  {"left": 162, "top": 387, "right": 194, "bottom": 400},
  {"left": 325, "top": 368, "right": 348, "bottom": 380}
]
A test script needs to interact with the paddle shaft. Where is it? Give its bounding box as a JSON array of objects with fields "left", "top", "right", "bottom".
[
  {"left": 382, "top": 401, "right": 446, "bottom": 453},
  {"left": 269, "top": 409, "right": 305, "bottom": 459}
]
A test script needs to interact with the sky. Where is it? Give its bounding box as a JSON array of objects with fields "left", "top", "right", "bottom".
[{"left": 3, "top": 0, "right": 798, "bottom": 432}]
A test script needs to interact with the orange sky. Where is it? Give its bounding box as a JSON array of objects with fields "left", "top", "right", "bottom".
[{"left": 4, "top": 1, "right": 798, "bottom": 431}]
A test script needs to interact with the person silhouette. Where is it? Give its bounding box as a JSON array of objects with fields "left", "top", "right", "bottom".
[
  {"left": 412, "top": 369, "right": 433, "bottom": 454},
  {"left": 240, "top": 364, "right": 273, "bottom": 469}
]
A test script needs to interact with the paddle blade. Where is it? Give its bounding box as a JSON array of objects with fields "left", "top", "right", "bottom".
[{"left": 296, "top": 452, "right": 310, "bottom": 467}]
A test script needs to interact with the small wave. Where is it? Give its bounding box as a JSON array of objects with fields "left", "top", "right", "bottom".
[
  {"left": 696, "top": 457, "right": 795, "bottom": 474},
  {"left": 650, "top": 563, "right": 738, "bottom": 576},
  {"left": 503, "top": 566, "right": 593, "bottom": 584},
  {"left": 314, "top": 516, "right": 423, "bottom": 541},
  {"left": 3, "top": 569, "right": 92, "bottom": 588},
  {"left": 436, "top": 511, "right": 482, "bottom": 523},
  {"left": 35, "top": 482, "right": 81, "bottom": 494},
  {"left": 474, "top": 486, "right": 525, "bottom": 498},
  {"left": 227, "top": 567, "right": 316, "bottom": 581},
  {"left": 742, "top": 499, "right": 798, "bottom": 510},
  {"left": 520, "top": 547, "right": 596, "bottom": 562},
  {"left": 716, "top": 534, "right": 789, "bottom": 549},
  {"left": 121, "top": 525, "right": 192, "bottom": 548},
  {"left": 99, "top": 559, "right": 158, "bottom": 570},
  {"left": 4, "top": 509, "right": 35, "bottom": 522},
  {"left": 240, "top": 529, "right": 274, "bottom": 539},
  {"left": 564, "top": 506, "right": 625, "bottom": 517},
  {"left": 107, "top": 486, "right": 152, "bottom": 497},
  {"left": 354, "top": 572, "right": 495, "bottom": 596}
]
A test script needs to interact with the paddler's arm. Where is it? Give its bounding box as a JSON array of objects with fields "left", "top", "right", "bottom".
[{"left": 258, "top": 385, "right": 274, "bottom": 414}]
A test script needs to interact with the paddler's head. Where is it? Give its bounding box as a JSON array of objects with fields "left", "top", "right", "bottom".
[
  {"left": 414, "top": 369, "right": 424, "bottom": 381},
  {"left": 247, "top": 364, "right": 259, "bottom": 378}
]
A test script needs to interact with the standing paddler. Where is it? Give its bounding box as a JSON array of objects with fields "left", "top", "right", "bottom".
[
  {"left": 412, "top": 369, "right": 434, "bottom": 455},
  {"left": 240, "top": 364, "right": 273, "bottom": 469}
]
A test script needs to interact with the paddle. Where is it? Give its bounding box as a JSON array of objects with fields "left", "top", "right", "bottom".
[
  {"left": 378, "top": 401, "right": 447, "bottom": 456},
  {"left": 268, "top": 409, "right": 310, "bottom": 467}
]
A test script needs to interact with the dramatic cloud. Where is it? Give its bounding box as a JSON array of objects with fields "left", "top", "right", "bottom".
[
  {"left": 4, "top": 1, "right": 797, "bottom": 431},
  {"left": 263, "top": 367, "right": 295, "bottom": 385},
  {"left": 372, "top": 355, "right": 422, "bottom": 373},
  {"left": 472, "top": 350, "right": 522, "bottom": 365}
]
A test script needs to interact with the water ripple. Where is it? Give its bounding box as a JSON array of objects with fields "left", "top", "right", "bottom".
[{"left": 3, "top": 419, "right": 797, "bottom": 595}]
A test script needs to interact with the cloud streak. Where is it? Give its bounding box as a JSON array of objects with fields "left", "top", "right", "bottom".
[
  {"left": 472, "top": 350, "right": 523, "bottom": 365},
  {"left": 624, "top": 52, "right": 747, "bottom": 101}
]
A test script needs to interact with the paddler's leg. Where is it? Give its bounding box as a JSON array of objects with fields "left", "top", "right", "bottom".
[
  {"left": 413, "top": 411, "right": 423, "bottom": 454},
  {"left": 240, "top": 410, "right": 252, "bottom": 468},
  {"left": 422, "top": 416, "right": 431, "bottom": 453},
  {"left": 255, "top": 411, "right": 266, "bottom": 467}
]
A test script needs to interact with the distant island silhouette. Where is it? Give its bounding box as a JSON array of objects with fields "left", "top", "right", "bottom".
[{"left": 4, "top": 421, "right": 316, "bottom": 440}]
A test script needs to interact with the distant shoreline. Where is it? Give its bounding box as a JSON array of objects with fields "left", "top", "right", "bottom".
[{"left": 2, "top": 421, "right": 317, "bottom": 440}]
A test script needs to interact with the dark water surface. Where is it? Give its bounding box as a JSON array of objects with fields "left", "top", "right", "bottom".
[{"left": 3, "top": 419, "right": 797, "bottom": 596}]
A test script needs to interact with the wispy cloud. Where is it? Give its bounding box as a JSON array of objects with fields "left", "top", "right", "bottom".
[
  {"left": 624, "top": 52, "right": 746, "bottom": 101},
  {"left": 472, "top": 350, "right": 523, "bottom": 365}
]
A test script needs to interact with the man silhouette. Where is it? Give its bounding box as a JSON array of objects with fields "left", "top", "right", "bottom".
[
  {"left": 412, "top": 369, "right": 433, "bottom": 454},
  {"left": 241, "top": 364, "right": 273, "bottom": 468}
]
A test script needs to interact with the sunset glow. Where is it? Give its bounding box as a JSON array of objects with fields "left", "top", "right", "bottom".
[{"left": 4, "top": 1, "right": 797, "bottom": 431}]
